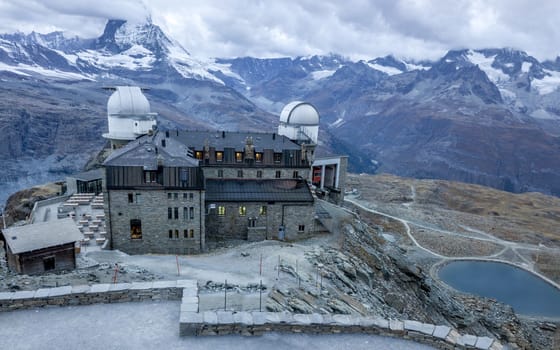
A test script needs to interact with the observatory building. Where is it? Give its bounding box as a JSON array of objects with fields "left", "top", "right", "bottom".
[
  {"left": 101, "top": 90, "right": 346, "bottom": 255},
  {"left": 102, "top": 86, "right": 158, "bottom": 150}
]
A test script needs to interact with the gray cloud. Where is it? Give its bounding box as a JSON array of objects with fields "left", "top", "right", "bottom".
[{"left": 0, "top": 0, "right": 558, "bottom": 61}]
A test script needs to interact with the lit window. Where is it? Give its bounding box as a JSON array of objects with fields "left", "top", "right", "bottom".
[
  {"left": 235, "top": 152, "right": 243, "bottom": 162},
  {"left": 256, "top": 170, "right": 263, "bottom": 178},
  {"left": 195, "top": 151, "right": 203, "bottom": 160},
  {"left": 298, "top": 224, "right": 305, "bottom": 232},
  {"left": 239, "top": 206, "right": 247, "bottom": 216},
  {"left": 218, "top": 206, "right": 226, "bottom": 216},
  {"left": 259, "top": 206, "right": 267, "bottom": 216},
  {"left": 189, "top": 229, "right": 194, "bottom": 238},
  {"left": 130, "top": 219, "right": 142, "bottom": 240},
  {"left": 216, "top": 151, "right": 223, "bottom": 162},
  {"left": 255, "top": 152, "right": 262, "bottom": 162}
]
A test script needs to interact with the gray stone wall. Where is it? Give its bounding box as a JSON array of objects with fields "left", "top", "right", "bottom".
[
  {"left": 0, "top": 280, "right": 194, "bottom": 312},
  {"left": 206, "top": 202, "right": 315, "bottom": 242},
  {"left": 106, "top": 189, "right": 205, "bottom": 254}
]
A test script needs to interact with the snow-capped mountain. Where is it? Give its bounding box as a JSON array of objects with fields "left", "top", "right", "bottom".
[{"left": 1, "top": 18, "right": 560, "bottom": 204}]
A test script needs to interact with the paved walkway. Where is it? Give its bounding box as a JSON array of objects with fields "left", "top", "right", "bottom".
[{"left": 0, "top": 301, "right": 435, "bottom": 350}]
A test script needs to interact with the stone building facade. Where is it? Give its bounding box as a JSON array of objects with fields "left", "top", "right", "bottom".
[{"left": 101, "top": 95, "right": 343, "bottom": 255}]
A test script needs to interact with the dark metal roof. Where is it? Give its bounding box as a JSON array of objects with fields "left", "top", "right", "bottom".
[
  {"left": 206, "top": 179, "right": 314, "bottom": 202},
  {"left": 164, "top": 130, "right": 301, "bottom": 152},
  {"left": 104, "top": 135, "right": 199, "bottom": 168},
  {"left": 67, "top": 168, "right": 103, "bottom": 182}
]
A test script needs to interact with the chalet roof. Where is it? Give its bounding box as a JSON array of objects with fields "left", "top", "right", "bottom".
[
  {"left": 67, "top": 168, "right": 103, "bottom": 182},
  {"left": 206, "top": 179, "right": 314, "bottom": 202},
  {"left": 104, "top": 135, "right": 199, "bottom": 169},
  {"left": 162, "top": 130, "right": 301, "bottom": 152},
  {"left": 3, "top": 218, "right": 83, "bottom": 254}
]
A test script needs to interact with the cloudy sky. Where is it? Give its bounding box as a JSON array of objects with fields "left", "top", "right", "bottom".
[{"left": 0, "top": 0, "right": 559, "bottom": 61}]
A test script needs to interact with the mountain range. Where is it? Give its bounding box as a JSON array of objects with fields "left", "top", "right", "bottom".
[{"left": 1, "top": 18, "right": 559, "bottom": 206}]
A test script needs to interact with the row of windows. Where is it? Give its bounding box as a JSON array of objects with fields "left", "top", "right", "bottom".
[
  {"left": 216, "top": 170, "right": 300, "bottom": 179},
  {"left": 168, "top": 229, "right": 195, "bottom": 239},
  {"left": 167, "top": 192, "right": 195, "bottom": 201},
  {"left": 129, "top": 219, "right": 196, "bottom": 240},
  {"left": 168, "top": 207, "right": 195, "bottom": 220},
  {"left": 199, "top": 151, "right": 281, "bottom": 163},
  {"left": 217, "top": 205, "right": 267, "bottom": 216}
]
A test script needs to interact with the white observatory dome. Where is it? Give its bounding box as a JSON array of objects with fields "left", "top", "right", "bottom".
[
  {"left": 103, "top": 86, "right": 157, "bottom": 147},
  {"left": 107, "top": 86, "right": 151, "bottom": 116},
  {"left": 279, "top": 101, "right": 319, "bottom": 126}
]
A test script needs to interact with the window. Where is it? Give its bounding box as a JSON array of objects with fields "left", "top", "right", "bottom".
[
  {"left": 255, "top": 152, "right": 262, "bottom": 162},
  {"left": 256, "top": 170, "right": 263, "bottom": 178},
  {"left": 235, "top": 152, "right": 243, "bottom": 162},
  {"left": 237, "top": 170, "right": 243, "bottom": 178},
  {"left": 239, "top": 206, "right": 247, "bottom": 216},
  {"left": 135, "top": 193, "right": 141, "bottom": 204},
  {"left": 175, "top": 229, "right": 179, "bottom": 239},
  {"left": 144, "top": 171, "right": 157, "bottom": 183},
  {"left": 168, "top": 193, "right": 172, "bottom": 199},
  {"left": 168, "top": 230, "right": 173, "bottom": 239},
  {"left": 189, "top": 229, "right": 194, "bottom": 238},
  {"left": 43, "top": 256, "right": 55, "bottom": 271},
  {"left": 218, "top": 169, "right": 224, "bottom": 178},
  {"left": 130, "top": 219, "right": 142, "bottom": 239},
  {"left": 168, "top": 207, "right": 172, "bottom": 220},
  {"left": 274, "top": 153, "right": 282, "bottom": 163},
  {"left": 275, "top": 171, "right": 281, "bottom": 178},
  {"left": 174, "top": 193, "right": 178, "bottom": 200},
  {"left": 216, "top": 151, "right": 223, "bottom": 162},
  {"left": 174, "top": 207, "right": 179, "bottom": 220},
  {"left": 293, "top": 171, "right": 299, "bottom": 178},
  {"left": 218, "top": 206, "right": 226, "bottom": 216},
  {"left": 259, "top": 206, "right": 267, "bottom": 216},
  {"left": 195, "top": 151, "right": 203, "bottom": 160},
  {"left": 183, "top": 193, "right": 188, "bottom": 200},
  {"left": 248, "top": 218, "right": 257, "bottom": 227},
  {"left": 183, "top": 207, "right": 188, "bottom": 220},
  {"left": 184, "top": 229, "right": 188, "bottom": 238},
  {"left": 180, "top": 169, "right": 189, "bottom": 186},
  {"left": 189, "top": 193, "right": 194, "bottom": 201},
  {"left": 128, "top": 193, "right": 134, "bottom": 203},
  {"left": 189, "top": 207, "right": 195, "bottom": 220},
  {"left": 298, "top": 224, "right": 305, "bottom": 232}
]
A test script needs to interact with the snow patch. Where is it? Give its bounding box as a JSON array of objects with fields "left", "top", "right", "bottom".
[
  {"left": 330, "top": 118, "right": 345, "bottom": 128},
  {"left": 499, "top": 88, "right": 516, "bottom": 101},
  {"left": 532, "top": 69, "right": 560, "bottom": 95},
  {"left": 0, "top": 61, "right": 93, "bottom": 80},
  {"left": 405, "top": 62, "right": 429, "bottom": 71},
  {"left": 521, "top": 62, "right": 532, "bottom": 73},
  {"left": 367, "top": 62, "right": 402, "bottom": 75},
  {"left": 77, "top": 49, "right": 154, "bottom": 70},
  {"left": 311, "top": 69, "right": 336, "bottom": 80},
  {"left": 530, "top": 108, "right": 557, "bottom": 120},
  {"left": 467, "top": 50, "right": 509, "bottom": 83}
]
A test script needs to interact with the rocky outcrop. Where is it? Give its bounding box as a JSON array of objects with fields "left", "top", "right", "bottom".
[{"left": 265, "top": 218, "right": 555, "bottom": 349}]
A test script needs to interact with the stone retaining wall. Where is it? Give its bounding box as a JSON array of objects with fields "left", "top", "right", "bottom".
[
  {"left": 0, "top": 280, "right": 504, "bottom": 350},
  {"left": 0, "top": 280, "right": 196, "bottom": 312}
]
